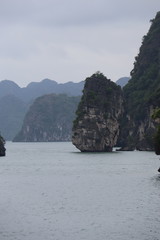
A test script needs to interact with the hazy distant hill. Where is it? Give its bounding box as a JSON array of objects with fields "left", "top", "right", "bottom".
[
  {"left": 0, "top": 79, "right": 84, "bottom": 140},
  {"left": 0, "top": 77, "right": 129, "bottom": 102},
  {"left": 25, "top": 79, "right": 84, "bottom": 100},
  {"left": 0, "top": 79, "right": 84, "bottom": 102},
  {"left": 13, "top": 94, "right": 80, "bottom": 142},
  {"left": 0, "top": 95, "right": 28, "bottom": 140},
  {"left": 116, "top": 77, "right": 130, "bottom": 87},
  {"left": 0, "top": 80, "right": 21, "bottom": 98}
]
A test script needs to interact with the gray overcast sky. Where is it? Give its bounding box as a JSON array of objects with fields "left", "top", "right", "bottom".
[{"left": 0, "top": 0, "right": 160, "bottom": 86}]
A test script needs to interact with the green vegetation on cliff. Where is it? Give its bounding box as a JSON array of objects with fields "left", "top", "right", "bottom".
[
  {"left": 72, "top": 72, "right": 123, "bottom": 152},
  {"left": 72, "top": 12, "right": 160, "bottom": 152},
  {"left": 74, "top": 72, "right": 122, "bottom": 128},
  {"left": 118, "top": 11, "right": 160, "bottom": 150},
  {"left": 124, "top": 11, "right": 160, "bottom": 120}
]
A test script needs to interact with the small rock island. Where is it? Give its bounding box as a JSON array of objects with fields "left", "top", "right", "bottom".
[
  {"left": 72, "top": 72, "right": 124, "bottom": 152},
  {"left": 0, "top": 135, "right": 6, "bottom": 156}
]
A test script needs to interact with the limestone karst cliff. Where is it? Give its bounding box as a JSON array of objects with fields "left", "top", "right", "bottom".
[
  {"left": 72, "top": 12, "right": 160, "bottom": 152},
  {"left": 118, "top": 11, "right": 160, "bottom": 151},
  {"left": 72, "top": 72, "right": 124, "bottom": 152}
]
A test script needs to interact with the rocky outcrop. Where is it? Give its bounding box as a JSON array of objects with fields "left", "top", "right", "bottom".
[
  {"left": 118, "top": 105, "right": 156, "bottom": 150},
  {"left": 72, "top": 72, "right": 124, "bottom": 152},
  {"left": 0, "top": 135, "right": 6, "bottom": 156}
]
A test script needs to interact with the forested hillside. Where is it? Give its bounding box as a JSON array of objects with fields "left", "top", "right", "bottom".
[
  {"left": 118, "top": 11, "right": 160, "bottom": 150},
  {"left": 13, "top": 94, "right": 80, "bottom": 142}
]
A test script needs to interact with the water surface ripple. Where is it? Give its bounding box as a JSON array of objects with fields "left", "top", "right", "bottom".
[{"left": 0, "top": 142, "right": 160, "bottom": 240}]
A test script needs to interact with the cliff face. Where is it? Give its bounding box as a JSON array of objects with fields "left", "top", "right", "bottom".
[
  {"left": 118, "top": 11, "right": 160, "bottom": 151},
  {"left": 118, "top": 105, "right": 156, "bottom": 150},
  {"left": 72, "top": 72, "right": 124, "bottom": 152},
  {"left": 13, "top": 94, "right": 80, "bottom": 142},
  {"left": 72, "top": 12, "right": 160, "bottom": 152},
  {"left": 0, "top": 135, "right": 6, "bottom": 156}
]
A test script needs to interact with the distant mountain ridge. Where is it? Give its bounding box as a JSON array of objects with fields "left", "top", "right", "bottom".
[
  {"left": 0, "top": 79, "right": 84, "bottom": 140},
  {"left": 0, "top": 77, "right": 129, "bottom": 102},
  {"left": 0, "top": 78, "right": 84, "bottom": 102},
  {"left": 0, "top": 77, "right": 129, "bottom": 140},
  {"left": 116, "top": 77, "right": 130, "bottom": 87}
]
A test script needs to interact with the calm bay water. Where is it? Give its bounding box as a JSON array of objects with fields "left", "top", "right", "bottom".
[{"left": 0, "top": 142, "right": 160, "bottom": 240}]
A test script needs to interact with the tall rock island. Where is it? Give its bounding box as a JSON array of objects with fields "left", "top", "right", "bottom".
[{"left": 72, "top": 72, "right": 123, "bottom": 152}]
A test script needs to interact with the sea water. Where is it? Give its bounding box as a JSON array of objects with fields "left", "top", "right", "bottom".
[{"left": 0, "top": 142, "right": 160, "bottom": 240}]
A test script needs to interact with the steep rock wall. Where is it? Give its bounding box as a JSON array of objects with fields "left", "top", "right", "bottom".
[
  {"left": 118, "top": 105, "right": 157, "bottom": 150},
  {"left": 72, "top": 72, "right": 124, "bottom": 152},
  {"left": 118, "top": 11, "right": 160, "bottom": 151}
]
